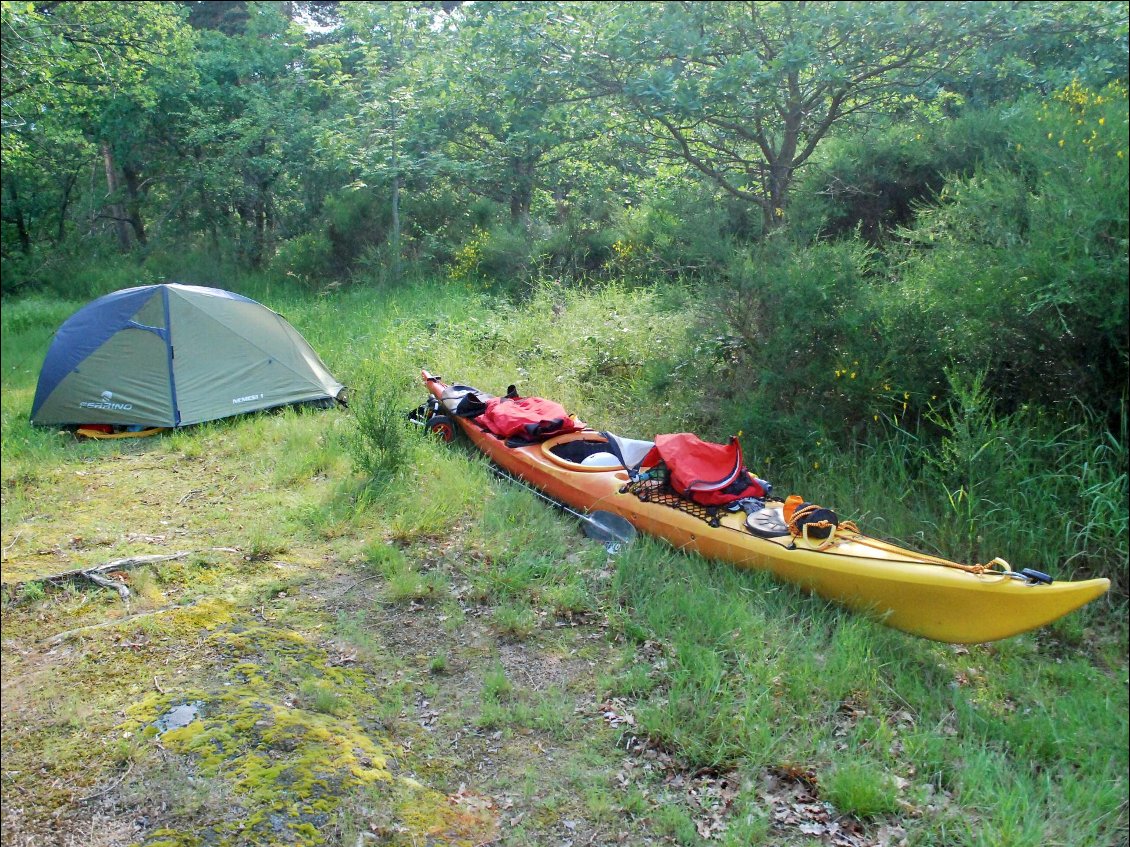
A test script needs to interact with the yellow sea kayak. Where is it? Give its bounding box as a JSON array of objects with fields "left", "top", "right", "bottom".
[{"left": 421, "top": 371, "right": 1110, "bottom": 643}]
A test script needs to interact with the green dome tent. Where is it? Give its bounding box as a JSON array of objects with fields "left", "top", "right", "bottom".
[{"left": 31, "top": 284, "right": 345, "bottom": 429}]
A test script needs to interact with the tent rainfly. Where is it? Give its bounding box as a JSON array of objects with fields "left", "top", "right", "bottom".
[{"left": 31, "top": 283, "right": 345, "bottom": 429}]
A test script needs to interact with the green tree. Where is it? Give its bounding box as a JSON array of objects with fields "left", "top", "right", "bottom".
[
  {"left": 2, "top": 0, "right": 193, "bottom": 253},
  {"left": 427, "top": 2, "right": 610, "bottom": 231},
  {"left": 938, "top": 1, "right": 1128, "bottom": 106},
  {"left": 321, "top": 2, "right": 446, "bottom": 279},
  {"left": 580, "top": 1, "right": 1013, "bottom": 232},
  {"left": 173, "top": 1, "right": 335, "bottom": 265}
]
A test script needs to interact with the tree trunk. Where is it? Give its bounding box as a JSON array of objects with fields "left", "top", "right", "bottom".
[
  {"left": 56, "top": 169, "right": 78, "bottom": 243},
  {"left": 122, "top": 163, "right": 148, "bottom": 246},
  {"left": 236, "top": 203, "right": 251, "bottom": 264},
  {"left": 762, "top": 162, "right": 791, "bottom": 232},
  {"left": 263, "top": 188, "right": 274, "bottom": 260},
  {"left": 509, "top": 157, "right": 534, "bottom": 230},
  {"left": 390, "top": 173, "right": 401, "bottom": 282},
  {"left": 762, "top": 84, "right": 802, "bottom": 232},
  {"left": 193, "top": 147, "right": 219, "bottom": 251},
  {"left": 204, "top": 184, "right": 219, "bottom": 251},
  {"left": 252, "top": 198, "right": 265, "bottom": 268},
  {"left": 101, "top": 142, "right": 132, "bottom": 251},
  {"left": 1, "top": 174, "right": 31, "bottom": 254}
]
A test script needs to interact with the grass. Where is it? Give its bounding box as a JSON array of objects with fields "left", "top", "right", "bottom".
[
  {"left": 298, "top": 677, "right": 347, "bottom": 715},
  {"left": 823, "top": 761, "right": 900, "bottom": 818},
  {"left": 1, "top": 273, "right": 1127, "bottom": 847}
]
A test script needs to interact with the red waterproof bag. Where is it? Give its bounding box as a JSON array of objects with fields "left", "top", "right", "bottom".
[
  {"left": 643, "top": 433, "right": 766, "bottom": 506},
  {"left": 479, "top": 396, "right": 585, "bottom": 441}
]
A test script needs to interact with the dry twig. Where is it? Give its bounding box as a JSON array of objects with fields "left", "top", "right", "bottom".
[
  {"left": 338, "top": 574, "right": 383, "bottom": 596},
  {"left": 76, "top": 760, "right": 134, "bottom": 803},
  {"left": 2, "top": 530, "right": 23, "bottom": 557}
]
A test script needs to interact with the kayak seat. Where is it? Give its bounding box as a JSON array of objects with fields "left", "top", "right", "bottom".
[
  {"left": 580, "top": 451, "right": 622, "bottom": 467},
  {"left": 549, "top": 437, "right": 619, "bottom": 465}
]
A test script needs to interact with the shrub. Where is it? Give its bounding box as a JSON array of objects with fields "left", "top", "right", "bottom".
[
  {"left": 799, "top": 110, "right": 1014, "bottom": 243},
  {"left": 718, "top": 87, "right": 1128, "bottom": 451},
  {"left": 608, "top": 182, "right": 734, "bottom": 282},
  {"left": 880, "top": 85, "right": 1129, "bottom": 421},
  {"left": 711, "top": 237, "right": 884, "bottom": 446},
  {"left": 347, "top": 368, "right": 413, "bottom": 487},
  {"left": 270, "top": 231, "right": 337, "bottom": 288},
  {"left": 477, "top": 224, "right": 536, "bottom": 281}
]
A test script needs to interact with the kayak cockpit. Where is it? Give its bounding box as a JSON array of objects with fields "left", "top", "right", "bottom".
[{"left": 541, "top": 431, "right": 655, "bottom": 473}]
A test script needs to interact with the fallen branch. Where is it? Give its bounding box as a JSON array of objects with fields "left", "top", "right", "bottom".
[
  {"left": 83, "top": 569, "right": 130, "bottom": 605},
  {"left": 338, "top": 574, "right": 384, "bottom": 597},
  {"left": 87, "top": 551, "right": 193, "bottom": 575},
  {"left": 41, "top": 601, "right": 200, "bottom": 648},
  {"left": 2, "top": 530, "right": 23, "bottom": 557},
  {"left": 4, "top": 549, "right": 239, "bottom": 594},
  {"left": 76, "top": 552, "right": 201, "bottom": 606}
]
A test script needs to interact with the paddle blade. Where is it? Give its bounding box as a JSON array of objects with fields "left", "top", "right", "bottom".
[{"left": 582, "top": 511, "right": 637, "bottom": 545}]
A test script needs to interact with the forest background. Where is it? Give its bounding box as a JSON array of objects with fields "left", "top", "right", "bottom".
[{"left": 1, "top": 2, "right": 1128, "bottom": 845}]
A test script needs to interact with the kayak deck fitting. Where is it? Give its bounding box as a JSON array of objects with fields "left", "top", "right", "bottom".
[{"left": 419, "top": 371, "right": 1110, "bottom": 644}]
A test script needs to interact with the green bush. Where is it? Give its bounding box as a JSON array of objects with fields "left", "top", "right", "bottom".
[
  {"left": 0, "top": 246, "right": 155, "bottom": 300},
  {"left": 711, "top": 237, "right": 884, "bottom": 445},
  {"left": 798, "top": 109, "right": 1014, "bottom": 243},
  {"left": 324, "top": 188, "right": 391, "bottom": 272},
  {"left": 478, "top": 224, "right": 536, "bottom": 281},
  {"left": 347, "top": 367, "right": 413, "bottom": 487},
  {"left": 881, "top": 85, "right": 1128, "bottom": 421},
  {"left": 537, "top": 222, "right": 620, "bottom": 279},
  {"left": 270, "top": 231, "right": 337, "bottom": 288},
  {"left": 608, "top": 182, "right": 734, "bottom": 282},
  {"left": 711, "top": 87, "right": 1127, "bottom": 455}
]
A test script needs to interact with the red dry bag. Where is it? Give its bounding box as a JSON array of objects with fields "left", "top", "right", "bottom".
[
  {"left": 479, "top": 396, "right": 585, "bottom": 441},
  {"left": 644, "top": 433, "right": 766, "bottom": 506}
]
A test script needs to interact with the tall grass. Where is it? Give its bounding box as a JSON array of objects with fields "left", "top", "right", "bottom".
[
  {"left": 5, "top": 270, "right": 1123, "bottom": 589},
  {"left": 761, "top": 373, "right": 1128, "bottom": 594}
]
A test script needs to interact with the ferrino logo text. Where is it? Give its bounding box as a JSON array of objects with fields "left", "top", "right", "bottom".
[
  {"left": 80, "top": 390, "right": 133, "bottom": 411},
  {"left": 232, "top": 393, "right": 264, "bottom": 405}
]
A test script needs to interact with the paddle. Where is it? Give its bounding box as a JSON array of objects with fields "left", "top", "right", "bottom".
[
  {"left": 489, "top": 466, "right": 637, "bottom": 547},
  {"left": 575, "top": 508, "right": 638, "bottom": 546}
]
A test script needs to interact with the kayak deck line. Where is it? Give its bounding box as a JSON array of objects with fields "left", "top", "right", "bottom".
[{"left": 419, "top": 370, "right": 1110, "bottom": 643}]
